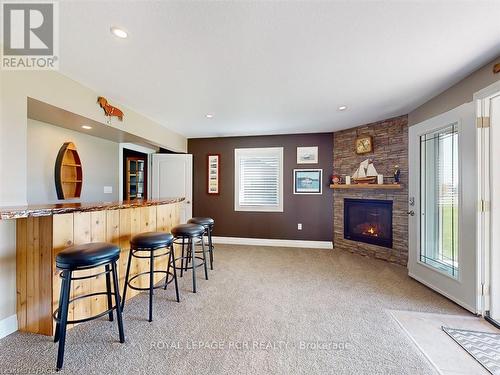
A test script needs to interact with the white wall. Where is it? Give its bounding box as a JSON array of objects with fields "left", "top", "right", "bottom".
[
  {"left": 27, "top": 119, "right": 119, "bottom": 204},
  {"left": 409, "top": 55, "right": 500, "bottom": 126},
  {"left": 0, "top": 67, "right": 187, "bottom": 326}
]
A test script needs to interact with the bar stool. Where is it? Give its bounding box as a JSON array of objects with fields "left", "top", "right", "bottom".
[
  {"left": 121, "top": 231, "right": 179, "bottom": 322},
  {"left": 171, "top": 223, "right": 208, "bottom": 293},
  {"left": 53, "top": 242, "right": 125, "bottom": 370},
  {"left": 187, "top": 217, "right": 215, "bottom": 270}
]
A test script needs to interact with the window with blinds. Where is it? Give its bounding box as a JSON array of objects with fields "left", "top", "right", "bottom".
[{"left": 234, "top": 147, "right": 284, "bottom": 212}]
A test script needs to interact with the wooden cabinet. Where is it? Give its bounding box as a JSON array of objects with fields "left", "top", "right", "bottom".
[{"left": 125, "top": 156, "right": 146, "bottom": 200}]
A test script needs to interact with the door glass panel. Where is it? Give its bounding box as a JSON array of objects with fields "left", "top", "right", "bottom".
[{"left": 420, "top": 123, "right": 459, "bottom": 278}]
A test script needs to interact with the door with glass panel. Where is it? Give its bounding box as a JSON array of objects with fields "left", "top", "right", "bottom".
[
  {"left": 408, "top": 103, "right": 477, "bottom": 312},
  {"left": 476, "top": 84, "right": 500, "bottom": 324}
]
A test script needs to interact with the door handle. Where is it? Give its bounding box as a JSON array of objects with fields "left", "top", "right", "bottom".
[{"left": 408, "top": 210, "right": 415, "bottom": 216}]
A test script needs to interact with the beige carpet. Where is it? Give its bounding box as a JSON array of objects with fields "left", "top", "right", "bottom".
[{"left": 0, "top": 244, "right": 469, "bottom": 374}]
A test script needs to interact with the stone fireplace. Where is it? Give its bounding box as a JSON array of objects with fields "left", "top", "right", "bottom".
[{"left": 333, "top": 115, "right": 408, "bottom": 266}]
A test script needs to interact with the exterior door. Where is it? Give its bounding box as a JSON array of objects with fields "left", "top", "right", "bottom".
[
  {"left": 476, "top": 82, "right": 500, "bottom": 323},
  {"left": 408, "top": 102, "right": 477, "bottom": 312},
  {"left": 151, "top": 154, "right": 193, "bottom": 223}
]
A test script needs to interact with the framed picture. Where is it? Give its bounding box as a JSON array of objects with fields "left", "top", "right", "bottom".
[
  {"left": 207, "top": 154, "right": 220, "bottom": 194},
  {"left": 296, "top": 146, "right": 318, "bottom": 164},
  {"left": 293, "top": 169, "right": 323, "bottom": 194}
]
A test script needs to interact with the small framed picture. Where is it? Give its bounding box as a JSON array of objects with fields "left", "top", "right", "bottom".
[
  {"left": 207, "top": 154, "right": 220, "bottom": 194},
  {"left": 296, "top": 146, "right": 318, "bottom": 164},
  {"left": 293, "top": 169, "right": 323, "bottom": 195}
]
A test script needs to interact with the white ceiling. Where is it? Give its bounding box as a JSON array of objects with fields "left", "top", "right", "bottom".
[{"left": 59, "top": 1, "right": 500, "bottom": 138}]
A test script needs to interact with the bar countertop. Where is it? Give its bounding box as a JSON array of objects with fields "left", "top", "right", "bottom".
[{"left": 0, "top": 197, "right": 185, "bottom": 220}]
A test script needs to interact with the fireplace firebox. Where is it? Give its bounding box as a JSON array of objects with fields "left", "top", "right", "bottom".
[{"left": 344, "top": 198, "right": 393, "bottom": 248}]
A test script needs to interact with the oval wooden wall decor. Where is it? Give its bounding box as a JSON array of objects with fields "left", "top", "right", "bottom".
[{"left": 55, "top": 142, "right": 83, "bottom": 199}]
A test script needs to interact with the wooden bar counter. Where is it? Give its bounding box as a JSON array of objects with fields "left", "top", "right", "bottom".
[{"left": 0, "top": 198, "right": 184, "bottom": 336}]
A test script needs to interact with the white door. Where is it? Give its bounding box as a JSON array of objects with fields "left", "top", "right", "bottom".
[
  {"left": 151, "top": 154, "right": 193, "bottom": 223},
  {"left": 408, "top": 102, "right": 477, "bottom": 313},
  {"left": 476, "top": 83, "right": 500, "bottom": 322}
]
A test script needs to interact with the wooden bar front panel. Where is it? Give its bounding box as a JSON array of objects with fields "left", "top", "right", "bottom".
[{"left": 16, "top": 203, "right": 181, "bottom": 336}]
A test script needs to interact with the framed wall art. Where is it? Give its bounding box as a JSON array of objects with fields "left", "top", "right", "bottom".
[
  {"left": 207, "top": 154, "right": 220, "bottom": 194},
  {"left": 293, "top": 169, "right": 323, "bottom": 194},
  {"left": 296, "top": 146, "right": 318, "bottom": 164}
]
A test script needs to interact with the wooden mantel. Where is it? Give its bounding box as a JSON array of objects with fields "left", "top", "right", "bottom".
[{"left": 330, "top": 184, "right": 402, "bottom": 190}]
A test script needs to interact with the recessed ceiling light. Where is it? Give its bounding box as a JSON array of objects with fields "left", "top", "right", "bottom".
[
  {"left": 110, "top": 26, "right": 128, "bottom": 39},
  {"left": 81, "top": 125, "right": 92, "bottom": 130},
  {"left": 206, "top": 114, "right": 214, "bottom": 119},
  {"left": 338, "top": 105, "right": 348, "bottom": 111}
]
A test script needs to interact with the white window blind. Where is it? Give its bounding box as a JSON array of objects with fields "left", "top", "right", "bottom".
[{"left": 234, "top": 147, "right": 283, "bottom": 212}]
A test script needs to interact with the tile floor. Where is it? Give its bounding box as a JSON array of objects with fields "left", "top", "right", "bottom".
[{"left": 390, "top": 310, "right": 500, "bottom": 375}]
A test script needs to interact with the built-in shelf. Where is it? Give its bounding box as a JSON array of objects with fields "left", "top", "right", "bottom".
[
  {"left": 330, "top": 184, "right": 402, "bottom": 190},
  {"left": 55, "top": 142, "right": 83, "bottom": 199},
  {"left": 62, "top": 163, "right": 81, "bottom": 167}
]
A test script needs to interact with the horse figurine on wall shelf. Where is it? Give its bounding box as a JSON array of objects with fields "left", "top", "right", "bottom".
[{"left": 97, "top": 96, "right": 124, "bottom": 123}]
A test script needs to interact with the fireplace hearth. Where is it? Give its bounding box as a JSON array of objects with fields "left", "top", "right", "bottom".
[{"left": 344, "top": 198, "right": 393, "bottom": 248}]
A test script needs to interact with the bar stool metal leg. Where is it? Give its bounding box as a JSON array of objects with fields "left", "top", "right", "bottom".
[
  {"left": 56, "top": 270, "right": 72, "bottom": 371},
  {"left": 53, "top": 270, "right": 66, "bottom": 343},
  {"left": 121, "top": 248, "right": 134, "bottom": 312},
  {"left": 180, "top": 238, "right": 185, "bottom": 278},
  {"left": 201, "top": 236, "right": 209, "bottom": 280},
  {"left": 190, "top": 237, "right": 197, "bottom": 293},
  {"left": 148, "top": 249, "right": 154, "bottom": 322},
  {"left": 105, "top": 264, "right": 114, "bottom": 322},
  {"left": 164, "top": 248, "right": 171, "bottom": 291},
  {"left": 186, "top": 240, "right": 191, "bottom": 271},
  {"left": 164, "top": 245, "right": 180, "bottom": 302},
  {"left": 111, "top": 262, "right": 125, "bottom": 343},
  {"left": 208, "top": 229, "right": 214, "bottom": 270},
  {"left": 171, "top": 245, "right": 180, "bottom": 302}
]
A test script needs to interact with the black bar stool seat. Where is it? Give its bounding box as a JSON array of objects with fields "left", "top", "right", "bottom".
[
  {"left": 53, "top": 242, "right": 125, "bottom": 370},
  {"left": 131, "top": 232, "right": 174, "bottom": 249},
  {"left": 172, "top": 223, "right": 205, "bottom": 237},
  {"left": 122, "top": 231, "right": 179, "bottom": 323},
  {"left": 187, "top": 217, "right": 214, "bottom": 227},
  {"left": 187, "top": 217, "right": 215, "bottom": 270},
  {"left": 56, "top": 242, "right": 120, "bottom": 269},
  {"left": 172, "top": 223, "right": 208, "bottom": 293}
]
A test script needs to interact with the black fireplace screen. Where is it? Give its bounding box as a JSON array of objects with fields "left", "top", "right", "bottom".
[{"left": 344, "top": 198, "right": 393, "bottom": 248}]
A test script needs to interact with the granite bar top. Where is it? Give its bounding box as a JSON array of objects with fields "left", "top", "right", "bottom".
[{"left": 0, "top": 197, "right": 185, "bottom": 220}]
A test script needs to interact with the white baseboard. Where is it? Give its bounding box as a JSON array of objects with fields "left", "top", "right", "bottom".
[
  {"left": 0, "top": 314, "right": 17, "bottom": 339},
  {"left": 212, "top": 236, "right": 333, "bottom": 249}
]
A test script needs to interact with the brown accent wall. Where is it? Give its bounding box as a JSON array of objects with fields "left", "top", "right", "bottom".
[
  {"left": 333, "top": 115, "right": 409, "bottom": 265},
  {"left": 188, "top": 133, "right": 333, "bottom": 241}
]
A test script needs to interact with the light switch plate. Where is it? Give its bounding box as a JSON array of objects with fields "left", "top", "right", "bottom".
[{"left": 104, "top": 186, "right": 113, "bottom": 194}]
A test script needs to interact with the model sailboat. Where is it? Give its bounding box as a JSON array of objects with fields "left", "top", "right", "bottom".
[{"left": 352, "top": 159, "right": 378, "bottom": 184}]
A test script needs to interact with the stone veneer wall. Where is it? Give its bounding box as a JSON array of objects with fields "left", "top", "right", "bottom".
[{"left": 333, "top": 115, "right": 409, "bottom": 266}]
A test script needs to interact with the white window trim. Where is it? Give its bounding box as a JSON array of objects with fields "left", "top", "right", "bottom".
[{"left": 234, "top": 147, "right": 284, "bottom": 212}]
